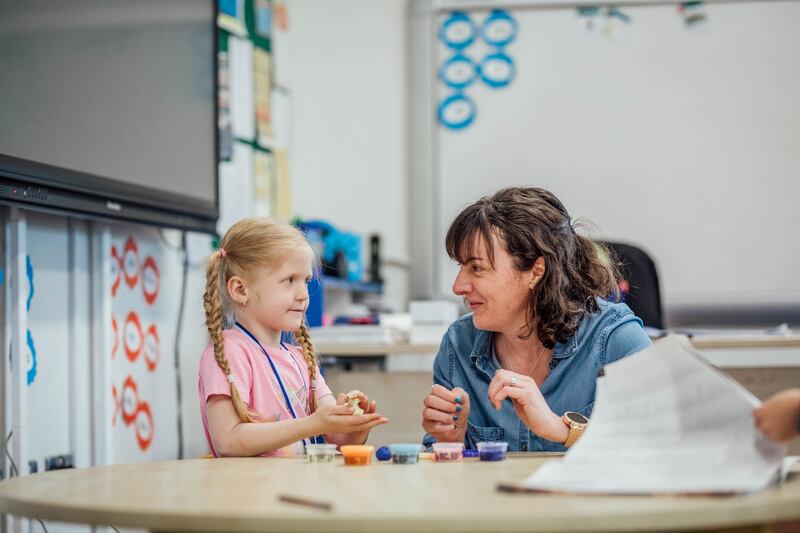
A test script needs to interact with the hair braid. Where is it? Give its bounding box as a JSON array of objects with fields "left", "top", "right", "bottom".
[
  {"left": 294, "top": 323, "right": 318, "bottom": 413},
  {"left": 204, "top": 252, "right": 255, "bottom": 423}
]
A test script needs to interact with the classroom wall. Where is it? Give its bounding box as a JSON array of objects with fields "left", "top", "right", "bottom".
[
  {"left": 411, "top": 0, "right": 800, "bottom": 323},
  {"left": 287, "top": 0, "right": 411, "bottom": 312}
]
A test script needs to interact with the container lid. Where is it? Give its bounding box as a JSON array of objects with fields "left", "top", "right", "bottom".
[
  {"left": 306, "top": 443, "right": 337, "bottom": 452},
  {"left": 340, "top": 445, "right": 375, "bottom": 456},
  {"left": 432, "top": 442, "right": 464, "bottom": 451},
  {"left": 476, "top": 441, "right": 508, "bottom": 451},
  {"left": 389, "top": 444, "right": 421, "bottom": 454}
]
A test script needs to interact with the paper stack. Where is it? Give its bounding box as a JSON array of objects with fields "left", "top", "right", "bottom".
[{"left": 522, "top": 335, "right": 786, "bottom": 495}]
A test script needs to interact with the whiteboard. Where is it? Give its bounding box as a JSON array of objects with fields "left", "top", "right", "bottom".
[{"left": 413, "top": 0, "right": 800, "bottom": 311}]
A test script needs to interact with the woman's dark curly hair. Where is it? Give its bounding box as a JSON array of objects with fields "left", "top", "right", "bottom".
[{"left": 445, "top": 187, "right": 619, "bottom": 348}]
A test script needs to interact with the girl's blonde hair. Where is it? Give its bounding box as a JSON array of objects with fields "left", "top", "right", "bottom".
[{"left": 203, "top": 217, "right": 319, "bottom": 423}]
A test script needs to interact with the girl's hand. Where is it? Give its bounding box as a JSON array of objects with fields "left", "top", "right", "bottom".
[
  {"left": 336, "top": 389, "right": 377, "bottom": 415},
  {"left": 335, "top": 390, "right": 380, "bottom": 444},
  {"left": 311, "top": 402, "right": 387, "bottom": 436},
  {"left": 422, "top": 384, "right": 470, "bottom": 444},
  {"left": 488, "top": 370, "right": 568, "bottom": 444},
  {"left": 754, "top": 388, "right": 800, "bottom": 443}
]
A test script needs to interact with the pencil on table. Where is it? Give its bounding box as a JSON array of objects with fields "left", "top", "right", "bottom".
[{"left": 278, "top": 494, "right": 333, "bottom": 511}]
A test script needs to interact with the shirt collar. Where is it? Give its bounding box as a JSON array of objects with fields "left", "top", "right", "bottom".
[
  {"left": 469, "top": 329, "right": 497, "bottom": 380},
  {"left": 469, "top": 325, "right": 579, "bottom": 371}
]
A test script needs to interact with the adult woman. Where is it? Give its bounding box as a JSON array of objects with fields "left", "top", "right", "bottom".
[{"left": 421, "top": 187, "right": 651, "bottom": 451}]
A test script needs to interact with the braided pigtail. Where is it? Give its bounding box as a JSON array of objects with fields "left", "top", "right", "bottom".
[
  {"left": 294, "top": 322, "right": 318, "bottom": 413},
  {"left": 204, "top": 251, "right": 255, "bottom": 423}
]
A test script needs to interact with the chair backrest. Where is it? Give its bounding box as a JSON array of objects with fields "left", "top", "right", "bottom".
[{"left": 601, "top": 241, "right": 664, "bottom": 329}]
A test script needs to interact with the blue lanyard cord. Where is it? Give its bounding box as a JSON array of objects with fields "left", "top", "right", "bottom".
[{"left": 234, "top": 322, "right": 317, "bottom": 447}]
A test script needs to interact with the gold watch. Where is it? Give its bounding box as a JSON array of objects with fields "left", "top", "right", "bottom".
[{"left": 562, "top": 411, "right": 588, "bottom": 448}]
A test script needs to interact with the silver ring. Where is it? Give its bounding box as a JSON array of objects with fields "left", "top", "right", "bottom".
[{"left": 510, "top": 375, "right": 518, "bottom": 386}]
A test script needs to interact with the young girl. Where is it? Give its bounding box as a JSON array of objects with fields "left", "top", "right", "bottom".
[{"left": 198, "top": 217, "right": 388, "bottom": 457}]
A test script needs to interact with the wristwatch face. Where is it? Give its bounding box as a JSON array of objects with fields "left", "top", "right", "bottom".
[{"left": 565, "top": 411, "right": 588, "bottom": 425}]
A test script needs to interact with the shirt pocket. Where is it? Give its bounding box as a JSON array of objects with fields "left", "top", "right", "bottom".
[{"left": 467, "top": 421, "right": 504, "bottom": 443}]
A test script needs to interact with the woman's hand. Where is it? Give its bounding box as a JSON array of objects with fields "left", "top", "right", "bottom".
[
  {"left": 311, "top": 401, "right": 387, "bottom": 437},
  {"left": 488, "top": 370, "right": 568, "bottom": 444},
  {"left": 754, "top": 388, "right": 800, "bottom": 443},
  {"left": 422, "top": 384, "right": 470, "bottom": 444}
]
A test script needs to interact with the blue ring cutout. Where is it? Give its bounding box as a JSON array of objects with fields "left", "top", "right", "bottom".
[
  {"left": 439, "top": 54, "right": 477, "bottom": 90},
  {"left": 438, "top": 93, "right": 477, "bottom": 130},
  {"left": 26, "top": 329, "right": 37, "bottom": 385},
  {"left": 439, "top": 12, "right": 477, "bottom": 50},
  {"left": 481, "top": 10, "right": 518, "bottom": 48},
  {"left": 478, "top": 52, "right": 516, "bottom": 89},
  {"left": 26, "top": 255, "right": 34, "bottom": 311}
]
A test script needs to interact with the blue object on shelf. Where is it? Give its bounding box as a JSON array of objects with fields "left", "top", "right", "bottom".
[
  {"left": 333, "top": 315, "right": 379, "bottom": 325},
  {"left": 296, "top": 220, "right": 363, "bottom": 282},
  {"left": 305, "top": 275, "right": 383, "bottom": 328},
  {"left": 320, "top": 275, "right": 383, "bottom": 294},
  {"left": 305, "top": 276, "right": 324, "bottom": 328}
]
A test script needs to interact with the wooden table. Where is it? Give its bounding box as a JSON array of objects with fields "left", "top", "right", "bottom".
[{"left": 1, "top": 455, "right": 799, "bottom": 532}]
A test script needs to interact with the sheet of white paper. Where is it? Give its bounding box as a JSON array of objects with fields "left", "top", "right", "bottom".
[
  {"left": 218, "top": 142, "right": 254, "bottom": 236},
  {"left": 271, "top": 17, "right": 291, "bottom": 89},
  {"left": 228, "top": 36, "right": 255, "bottom": 141},
  {"left": 523, "top": 335, "right": 787, "bottom": 494},
  {"left": 271, "top": 88, "right": 292, "bottom": 150}
]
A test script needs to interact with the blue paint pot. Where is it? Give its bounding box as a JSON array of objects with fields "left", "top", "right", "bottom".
[
  {"left": 389, "top": 444, "right": 421, "bottom": 464},
  {"left": 477, "top": 441, "right": 508, "bottom": 461}
]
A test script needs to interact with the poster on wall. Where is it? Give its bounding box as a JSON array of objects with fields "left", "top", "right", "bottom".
[{"left": 110, "top": 226, "right": 180, "bottom": 461}]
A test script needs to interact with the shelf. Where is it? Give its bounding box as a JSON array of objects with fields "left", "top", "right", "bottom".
[{"left": 320, "top": 275, "right": 383, "bottom": 294}]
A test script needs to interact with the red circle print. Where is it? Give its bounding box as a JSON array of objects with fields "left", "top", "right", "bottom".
[
  {"left": 111, "top": 244, "right": 122, "bottom": 297},
  {"left": 141, "top": 256, "right": 160, "bottom": 305},
  {"left": 112, "top": 384, "right": 120, "bottom": 426},
  {"left": 121, "top": 375, "right": 140, "bottom": 426},
  {"left": 124, "top": 311, "right": 143, "bottom": 362},
  {"left": 123, "top": 237, "right": 140, "bottom": 289},
  {"left": 135, "top": 401, "right": 154, "bottom": 451},
  {"left": 143, "top": 324, "right": 160, "bottom": 372},
  {"left": 111, "top": 314, "right": 119, "bottom": 359}
]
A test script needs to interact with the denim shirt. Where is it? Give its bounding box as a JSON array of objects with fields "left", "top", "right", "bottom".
[{"left": 423, "top": 300, "right": 651, "bottom": 452}]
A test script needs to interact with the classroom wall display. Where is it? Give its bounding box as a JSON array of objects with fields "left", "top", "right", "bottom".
[
  {"left": 218, "top": 0, "right": 247, "bottom": 36},
  {"left": 437, "top": 9, "right": 519, "bottom": 130},
  {"left": 217, "top": 0, "right": 288, "bottom": 229},
  {"left": 412, "top": 0, "right": 800, "bottom": 315},
  {"left": 21, "top": 213, "right": 84, "bottom": 475},
  {"left": 218, "top": 50, "right": 234, "bottom": 162},
  {"left": 110, "top": 226, "right": 181, "bottom": 460},
  {"left": 4, "top": 211, "right": 196, "bottom": 486}
]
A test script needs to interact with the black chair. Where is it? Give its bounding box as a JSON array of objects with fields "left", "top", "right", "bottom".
[{"left": 600, "top": 241, "right": 663, "bottom": 329}]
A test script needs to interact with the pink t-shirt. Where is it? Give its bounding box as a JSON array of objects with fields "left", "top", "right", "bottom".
[{"left": 198, "top": 328, "right": 333, "bottom": 457}]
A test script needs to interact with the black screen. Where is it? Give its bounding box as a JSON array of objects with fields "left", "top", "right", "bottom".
[{"left": 0, "top": 0, "right": 217, "bottom": 230}]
